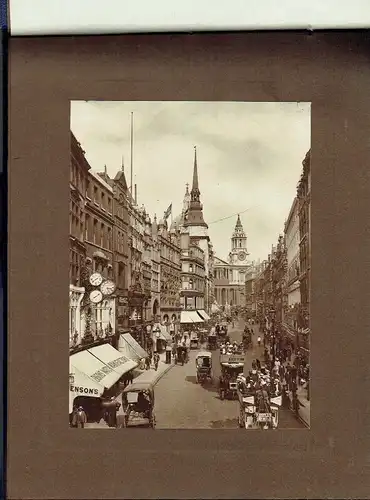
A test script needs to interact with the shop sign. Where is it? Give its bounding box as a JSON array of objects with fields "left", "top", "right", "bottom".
[{"left": 70, "top": 385, "right": 100, "bottom": 396}]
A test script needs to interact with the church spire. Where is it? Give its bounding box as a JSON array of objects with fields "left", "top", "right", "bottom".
[
  {"left": 183, "top": 146, "right": 208, "bottom": 229},
  {"left": 192, "top": 146, "right": 199, "bottom": 192}
]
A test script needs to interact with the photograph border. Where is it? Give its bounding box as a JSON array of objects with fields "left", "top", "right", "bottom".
[{"left": 8, "top": 32, "right": 370, "bottom": 499}]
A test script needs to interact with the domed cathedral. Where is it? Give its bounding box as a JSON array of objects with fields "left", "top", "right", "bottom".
[
  {"left": 172, "top": 146, "right": 215, "bottom": 317},
  {"left": 213, "top": 214, "right": 251, "bottom": 310}
]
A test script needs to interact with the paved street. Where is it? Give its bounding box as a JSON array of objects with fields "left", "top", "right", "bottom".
[{"left": 155, "top": 320, "right": 305, "bottom": 429}]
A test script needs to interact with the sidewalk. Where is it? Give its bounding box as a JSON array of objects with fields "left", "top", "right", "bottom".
[
  {"left": 263, "top": 331, "right": 311, "bottom": 427},
  {"left": 85, "top": 351, "right": 174, "bottom": 429}
]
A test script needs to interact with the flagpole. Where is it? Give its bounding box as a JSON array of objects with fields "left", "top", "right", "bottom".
[{"left": 130, "top": 112, "right": 134, "bottom": 195}]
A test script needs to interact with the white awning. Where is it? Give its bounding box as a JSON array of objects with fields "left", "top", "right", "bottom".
[
  {"left": 70, "top": 345, "right": 135, "bottom": 393},
  {"left": 197, "top": 310, "right": 210, "bottom": 321},
  {"left": 89, "top": 343, "right": 137, "bottom": 376},
  {"left": 119, "top": 333, "right": 148, "bottom": 360},
  {"left": 180, "top": 310, "right": 194, "bottom": 324},
  {"left": 69, "top": 365, "right": 106, "bottom": 412},
  {"left": 188, "top": 311, "right": 204, "bottom": 323}
]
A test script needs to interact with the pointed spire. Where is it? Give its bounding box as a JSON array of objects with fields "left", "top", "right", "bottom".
[
  {"left": 121, "top": 155, "right": 124, "bottom": 172},
  {"left": 104, "top": 165, "right": 107, "bottom": 175},
  {"left": 236, "top": 214, "right": 242, "bottom": 228},
  {"left": 185, "top": 183, "right": 189, "bottom": 195},
  {"left": 192, "top": 146, "right": 199, "bottom": 192}
]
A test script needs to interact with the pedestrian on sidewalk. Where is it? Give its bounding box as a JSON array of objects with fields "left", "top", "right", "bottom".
[
  {"left": 145, "top": 355, "right": 151, "bottom": 370},
  {"left": 153, "top": 352, "right": 160, "bottom": 371},
  {"left": 72, "top": 406, "right": 88, "bottom": 428},
  {"left": 257, "top": 336, "right": 261, "bottom": 347}
]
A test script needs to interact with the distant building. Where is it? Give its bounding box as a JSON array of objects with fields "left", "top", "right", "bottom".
[{"left": 213, "top": 215, "right": 251, "bottom": 309}]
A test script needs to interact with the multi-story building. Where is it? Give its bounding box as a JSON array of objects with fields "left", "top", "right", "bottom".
[
  {"left": 282, "top": 196, "right": 301, "bottom": 344},
  {"left": 271, "top": 235, "right": 287, "bottom": 328},
  {"left": 181, "top": 147, "right": 214, "bottom": 313},
  {"left": 126, "top": 185, "right": 149, "bottom": 345},
  {"left": 157, "top": 218, "right": 182, "bottom": 329},
  {"left": 98, "top": 163, "right": 130, "bottom": 334},
  {"left": 179, "top": 232, "right": 206, "bottom": 311},
  {"left": 69, "top": 132, "right": 90, "bottom": 348},
  {"left": 244, "top": 265, "right": 257, "bottom": 316},
  {"left": 213, "top": 215, "right": 251, "bottom": 309},
  {"left": 83, "top": 168, "right": 116, "bottom": 344},
  {"left": 297, "top": 149, "right": 311, "bottom": 354},
  {"left": 150, "top": 216, "right": 161, "bottom": 321}
]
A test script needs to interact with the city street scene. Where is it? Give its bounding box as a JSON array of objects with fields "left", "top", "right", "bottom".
[{"left": 69, "top": 101, "right": 311, "bottom": 430}]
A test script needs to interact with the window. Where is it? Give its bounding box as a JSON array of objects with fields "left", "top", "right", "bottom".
[
  {"left": 189, "top": 279, "right": 193, "bottom": 290},
  {"left": 85, "top": 214, "right": 90, "bottom": 240},
  {"left": 93, "top": 219, "right": 98, "bottom": 244},
  {"left": 93, "top": 186, "right": 98, "bottom": 203},
  {"left": 100, "top": 223, "right": 104, "bottom": 247},
  {"left": 101, "top": 192, "right": 105, "bottom": 210},
  {"left": 107, "top": 227, "right": 112, "bottom": 250},
  {"left": 189, "top": 264, "right": 193, "bottom": 273},
  {"left": 86, "top": 180, "right": 90, "bottom": 198},
  {"left": 108, "top": 197, "right": 112, "bottom": 214}
]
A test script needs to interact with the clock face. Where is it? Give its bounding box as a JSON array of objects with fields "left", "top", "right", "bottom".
[
  {"left": 89, "top": 272, "right": 103, "bottom": 286},
  {"left": 238, "top": 251, "right": 247, "bottom": 261},
  {"left": 101, "top": 280, "right": 116, "bottom": 296},
  {"left": 89, "top": 290, "right": 103, "bottom": 304}
]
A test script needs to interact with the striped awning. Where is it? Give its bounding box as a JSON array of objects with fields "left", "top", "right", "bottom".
[{"left": 197, "top": 310, "right": 210, "bottom": 321}]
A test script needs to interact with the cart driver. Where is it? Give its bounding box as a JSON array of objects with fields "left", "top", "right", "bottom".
[{"left": 137, "top": 390, "right": 151, "bottom": 414}]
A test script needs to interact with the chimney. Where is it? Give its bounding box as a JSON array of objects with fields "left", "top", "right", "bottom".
[{"left": 134, "top": 184, "right": 137, "bottom": 204}]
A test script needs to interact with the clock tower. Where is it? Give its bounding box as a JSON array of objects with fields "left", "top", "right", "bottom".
[{"left": 228, "top": 214, "right": 249, "bottom": 265}]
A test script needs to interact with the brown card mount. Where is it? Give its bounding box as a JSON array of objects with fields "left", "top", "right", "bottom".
[{"left": 8, "top": 32, "right": 370, "bottom": 499}]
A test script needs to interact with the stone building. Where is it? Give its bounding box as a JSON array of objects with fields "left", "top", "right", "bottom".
[
  {"left": 297, "top": 149, "right": 311, "bottom": 354},
  {"left": 157, "top": 218, "right": 182, "bottom": 329},
  {"left": 82, "top": 168, "right": 116, "bottom": 345},
  {"left": 98, "top": 162, "right": 130, "bottom": 334},
  {"left": 213, "top": 215, "right": 251, "bottom": 309},
  {"left": 181, "top": 147, "right": 214, "bottom": 313},
  {"left": 282, "top": 196, "right": 301, "bottom": 344},
  {"left": 127, "top": 185, "right": 151, "bottom": 345},
  {"left": 69, "top": 132, "right": 90, "bottom": 348},
  {"left": 179, "top": 232, "right": 206, "bottom": 311}
]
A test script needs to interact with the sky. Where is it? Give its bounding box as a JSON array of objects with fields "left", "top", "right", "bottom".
[{"left": 71, "top": 101, "right": 310, "bottom": 263}]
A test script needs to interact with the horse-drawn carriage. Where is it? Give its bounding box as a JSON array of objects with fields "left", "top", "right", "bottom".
[
  {"left": 207, "top": 333, "right": 218, "bottom": 350},
  {"left": 195, "top": 351, "right": 212, "bottom": 385},
  {"left": 120, "top": 381, "right": 156, "bottom": 428},
  {"left": 218, "top": 353, "right": 245, "bottom": 400},
  {"left": 190, "top": 331, "right": 199, "bottom": 350},
  {"left": 237, "top": 376, "right": 282, "bottom": 429}
]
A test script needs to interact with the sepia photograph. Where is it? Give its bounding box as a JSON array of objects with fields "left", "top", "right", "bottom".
[{"left": 69, "top": 100, "right": 311, "bottom": 430}]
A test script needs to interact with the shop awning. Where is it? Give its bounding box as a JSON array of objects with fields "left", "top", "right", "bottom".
[
  {"left": 89, "top": 343, "right": 137, "bottom": 376},
  {"left": 119, "top": 333, "right": 148, "bottom": 361},
  {"left": 188, "top": 310, "right": 204, "bottom": 323},
  {"left": 197, "top": 310, "right": 210, "bottom": 321},
  {"left": 180, "top": 311, "right": 194, "bottom": 323},
  {"left": 157, "top": 325, "right": 172, "bottom": 342},
  {"left": 70, "top": 346, "right": 134, "bottom": 394}
]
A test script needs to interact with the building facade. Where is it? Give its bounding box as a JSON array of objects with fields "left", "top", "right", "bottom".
[
  {"left": 104, "top": 164, "right": 130, "bottom": 334},
  {"left": 82, "top": 169, "right": 116, "bottom": 345},
  {"left": 180, "top": 232, "right": 206, "bottom": 311},
  {"left": 282, "top": 196, "right": 301, "bottom": 343},
  {"left": 297, "top": 149, "right": 311, "bottom": 354},
  {"left": 213, "top": 215, "right": 251, "bottom": 309},
  {"left": 157, "top": 218, "right": 182, "bottom": 329},
  {"left": 181, "top": 147, "right": 214, "bottom": 313},
  {"left": 69, "top": 132, "right": 90, "bottom": 348}
]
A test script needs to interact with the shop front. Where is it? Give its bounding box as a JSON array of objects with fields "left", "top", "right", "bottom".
[{"left": 69, "top": 344, "right": 137, "bottom": 421}]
